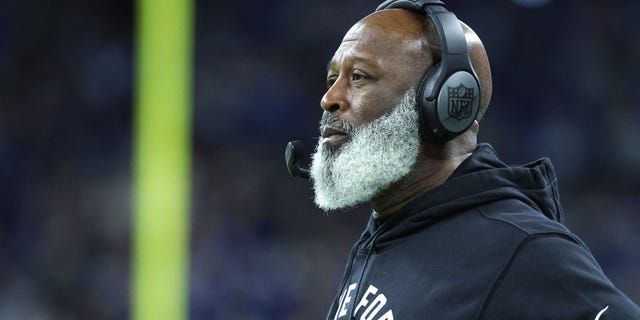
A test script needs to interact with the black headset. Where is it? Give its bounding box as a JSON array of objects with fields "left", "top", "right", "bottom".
[
  {"left": 376, "top": 0, "right": 481, "bottom": 143},
  {"left": 285, "top": 0, "right": 481, "bottom": 178}
]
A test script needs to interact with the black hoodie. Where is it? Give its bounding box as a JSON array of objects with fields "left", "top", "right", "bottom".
[{"left": 326, "top": 143, "right": 640, "bottom": 320}]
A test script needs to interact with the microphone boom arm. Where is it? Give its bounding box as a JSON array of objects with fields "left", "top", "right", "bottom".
[{"left": 285, "top": 140, "right": 310, "bottom": 179}]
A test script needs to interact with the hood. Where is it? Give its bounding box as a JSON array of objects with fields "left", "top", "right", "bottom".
[{"left": 360, "top": 143, "right": 564, "bottom": 251}]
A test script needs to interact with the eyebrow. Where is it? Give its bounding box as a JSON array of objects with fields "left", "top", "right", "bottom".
[{"left": 326, "top": 55, "right": 379, "bottom": 73}]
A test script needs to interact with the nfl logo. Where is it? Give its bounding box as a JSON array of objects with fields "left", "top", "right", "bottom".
[{"left": 447, "top": 84, "right": 474, "bottom": 121}]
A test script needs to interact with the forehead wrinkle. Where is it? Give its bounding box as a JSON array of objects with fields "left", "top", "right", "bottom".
[
  {"left": 326, "top": 54, "right": 380, "bottom": 73},
  {"left": 327, "top": 17, "right": 426, "bottom": 75}
]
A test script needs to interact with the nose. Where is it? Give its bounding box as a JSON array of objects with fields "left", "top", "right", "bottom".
[{"left": 320, "top": 80, "right": 349, "bottom": 113}]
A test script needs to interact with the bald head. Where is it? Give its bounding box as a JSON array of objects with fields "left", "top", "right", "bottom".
[{"left": 356, "top": 9, "right": 493, "bottom": 121}]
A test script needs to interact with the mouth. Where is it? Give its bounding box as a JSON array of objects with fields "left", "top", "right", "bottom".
[{"left": 320, "top": 126, "right": 349, "bottom": 148}]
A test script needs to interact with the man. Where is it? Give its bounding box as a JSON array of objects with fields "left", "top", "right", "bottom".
[{"left": 307, "top": 1, "right": 640, "bottom": 319}]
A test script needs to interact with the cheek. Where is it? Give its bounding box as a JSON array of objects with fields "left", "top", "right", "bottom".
[
  {"left": 349, "top": 95, "right": 381, "bottom": 126},
  {"left": 351, "top": 93, "right": 403, "bottom": 126}
]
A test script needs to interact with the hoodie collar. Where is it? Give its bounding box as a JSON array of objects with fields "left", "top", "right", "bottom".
[{"left": 361, "top": 143, "right": 564, "bottom": 251}]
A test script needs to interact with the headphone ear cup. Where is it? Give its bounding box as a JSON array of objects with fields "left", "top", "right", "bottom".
[
  {"left": 436, "top": 71, "right": 481, "bottom": 137},
  {"left": 416, "top": 64, "right": 481, "bottom": 143}
]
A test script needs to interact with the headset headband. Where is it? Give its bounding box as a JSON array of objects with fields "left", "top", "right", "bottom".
[{"left": 376, "top": 0, "right": 473, "bottom": 100}]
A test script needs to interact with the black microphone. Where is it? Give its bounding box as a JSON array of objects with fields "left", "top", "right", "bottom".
[{"left": 285, "top": 140, "right": 310, "bottom": 179}]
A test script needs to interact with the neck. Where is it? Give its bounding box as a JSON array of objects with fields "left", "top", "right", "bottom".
[{"left": 370, "top": 141, "right": 475, "bottom": 220}]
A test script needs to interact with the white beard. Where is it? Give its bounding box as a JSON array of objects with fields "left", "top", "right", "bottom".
[{"left": 310, "top": 89, "right": 421, "bottom": 211}]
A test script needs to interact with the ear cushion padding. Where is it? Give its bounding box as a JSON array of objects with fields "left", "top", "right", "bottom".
[{"left": 416, "top": 63, "right": 446, "bottom": 142}]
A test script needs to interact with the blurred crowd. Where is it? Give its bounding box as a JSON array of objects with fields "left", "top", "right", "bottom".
[{"left": 1, "top": 0, "right": 638, "bottom": 319}]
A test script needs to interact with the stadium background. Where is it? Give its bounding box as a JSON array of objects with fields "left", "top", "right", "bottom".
[{"left": 1, "top": 0, "right": 639, "bottom": 318}]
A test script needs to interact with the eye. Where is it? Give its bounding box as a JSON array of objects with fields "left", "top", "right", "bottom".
[
  {"left": 352, "top": 71, "right": 367, "bottom": 82},
  {"left": 326, "top": 75, "right": 337, "bottom": 88}
]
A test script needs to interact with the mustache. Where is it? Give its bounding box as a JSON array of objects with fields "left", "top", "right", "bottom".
[{"left": 318, "top": 112, "right": 355, "bottom": 135}]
